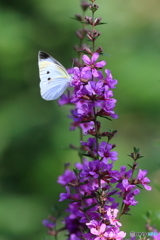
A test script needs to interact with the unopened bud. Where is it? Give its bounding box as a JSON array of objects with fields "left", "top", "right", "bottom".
[
  {"left": 85, "top": 16, "right": 93, "bottom": 25},
  {"left": 93, "top": 30, "right": 101, "bottom": 38},
  {"left": 81, "top": 0, "right": 90, "bottom": 11},
  {"left": 75, "top": 14, "right": 83, "bottom": 22},
  {"left": 96, "top": 47, "right": 103, "bottom": 54},
  {"left": 83, "top": 47, "right": 92, "bottom": 55},
  {"left": 89, "top": 3, "right": 99, "bottom": 12},
  {"left": 94, "top": 17, "right": 102, "bottom": 26},
  {"left": 76, "top": 29, "right": 84, "bottom": 39}
]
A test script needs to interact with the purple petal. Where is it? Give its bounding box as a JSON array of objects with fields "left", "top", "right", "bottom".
[
  {"left": 67, "top": 68, "right": 75, "bottom": 74},
  {"left": 105, "top": 69, "right": 112, "bottom": 77},
  {"left": 82, "top": 54, "right": 91, "bottom": 64},
  {"left": 96, "top": 80, "right": 104, "bottom": 89},
  {"left": 90, "top": 228, "right": 99, "bottom": 235},
  {"left": 83, "top": 66, "right": 91, "bottom": 73},
  {"left": 92, "top": 69, "right": 99, "bottom": 77},
  {"left": 95, "top": 60, "right": 106, "bottom": 68},
  {"left": 143, "top": 184, "right": 152, "bottom": 191},
  {"left": 91, "top": 52, "right": 99, "bottom": 62},
  {"left": 99, "top": 223, "right": 106, "bottom": 233}
]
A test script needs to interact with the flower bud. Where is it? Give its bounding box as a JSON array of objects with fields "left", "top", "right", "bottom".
[
  {"left": 80, "top": 0, "right": 90, "bottom": 11},
  {"left": 96, "top": 46, "right": 103, "bottom": 54},
  {"left": 85, "top": 16, "right": 93, "bottom": 25},
  {"left": 82, "top": 47, "right": 92, "bottom": 55},
  {"left": 94, "top": 17, "right": 102, "bottom": 26},
  {"left": 76, "top": 29, "right": 85, "bottom": 39},
  {"left": 89, "top": 3, "right": 99, "bottom": 12},
  {"left": 75, "top": 14, "right": 83, "bottom": 22}
]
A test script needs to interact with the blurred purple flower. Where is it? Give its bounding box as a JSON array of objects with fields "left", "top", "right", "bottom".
[
  {"left": 58, "top": 90, "right": 72, "bottom": 105},
  {"left": 57, "top": 169, "right": 76, "bottom": 186},
  {"left": 42, "top": 219, "right": 55, "bottom": 229},
  {"left": 59, "top": 186, "right": 71, "bottom": 201}
]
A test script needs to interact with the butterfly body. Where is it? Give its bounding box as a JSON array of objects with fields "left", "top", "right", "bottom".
[{"left": 38, "top": 51, "right": 71, "bottom": 100}]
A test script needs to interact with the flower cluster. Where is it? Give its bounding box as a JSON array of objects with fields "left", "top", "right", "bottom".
[
  {"left": 55, "top": 50, "right": 152, "bottom": 239},
  {"left": 55, "top": 151, "right": 152, "bottom": 239},
  {"left": 59, "top": 53, "right": 118, "bottom": 135},
  {"left": 42, "top": 1, "right": 155, "bottom": 239}
]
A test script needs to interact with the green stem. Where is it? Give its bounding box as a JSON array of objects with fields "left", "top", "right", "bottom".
[
  {"left": 91, "top": 5, "right": 99, "bottom": 157},
  {"left": 118, "top": 201, "right": 124, "bottom": 219},
  {"left": 79, "top": 127, "right": 83, "bottom": 163},
  {"left": 93, "top": 105, "right": 99, "bottom": 157},
  {"left": 92, "top": 8, "right": 95, "bottom": 52},
  {"left": 78, "top": 6, "right": 87, "bottom": 163}
]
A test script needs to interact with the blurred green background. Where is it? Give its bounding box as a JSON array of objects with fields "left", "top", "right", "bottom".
[{"left": 0, "top": 0, "right": 160, "bottom": 239}]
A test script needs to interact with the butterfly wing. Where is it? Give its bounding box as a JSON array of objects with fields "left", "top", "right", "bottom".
[{"left": 38, "top": 51, "right": 71, "bottom": 100}]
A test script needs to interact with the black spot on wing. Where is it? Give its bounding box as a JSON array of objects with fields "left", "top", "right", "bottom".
[
  {"left": 39, "top": 51, "right": 50, "bottom": 60},
  {"left": 48, "top": 77, "right": 51, "bottom": 80},
  {"left": 47, "top": 71, "right": 50, "bottom": 74}
]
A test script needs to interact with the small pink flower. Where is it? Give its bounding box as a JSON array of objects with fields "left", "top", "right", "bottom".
[
  {"left": 106, "top": 208, "right": 122, "bottom": 227},
  {"left": 137, "top": 169, "right": 152, "bottom": 191},
  {"left": 82, "top": 52, "right": 106, "bottom": 77},
  {"left": 86, "top": 220, "right": 107, "bottom": 240},
  {"left": 105, "top": 230, "right": 126, "bottom": 240}
]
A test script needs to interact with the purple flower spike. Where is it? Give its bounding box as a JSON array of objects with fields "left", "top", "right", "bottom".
[{"left": 43, "top": 0, "right": 153, "bottom": 237}]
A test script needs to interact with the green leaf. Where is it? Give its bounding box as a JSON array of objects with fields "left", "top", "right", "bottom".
[
  {"left": 133, "top": 147, "right": 140, "bottom": 154},
  {"left": 100, "top": 52, "right": 110, "bottom": 57},
  {"left": 73, "top": 168, "right": 81, "bottom": 176},
  {"left": 99, "top": 115, "right": 112, "bottom": 121},
  {"left": 69, "top": 17, "right": 82, "bottom": 22},
  {"left": 123, "top": 212, "right": 134, "bottom": 216},
  {"left": 98, "top": 22, "right": 108, "bottom": 25},
  {"left": 82, "top": 195, "right": 94, "bottom": 199},
  {"left": 146, "top": 210, "right": 152, "bottom": 218}
]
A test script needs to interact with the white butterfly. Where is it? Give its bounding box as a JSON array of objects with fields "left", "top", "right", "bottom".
[{"left": 38, "top": 51, "right": 71, "bottom": 100}]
